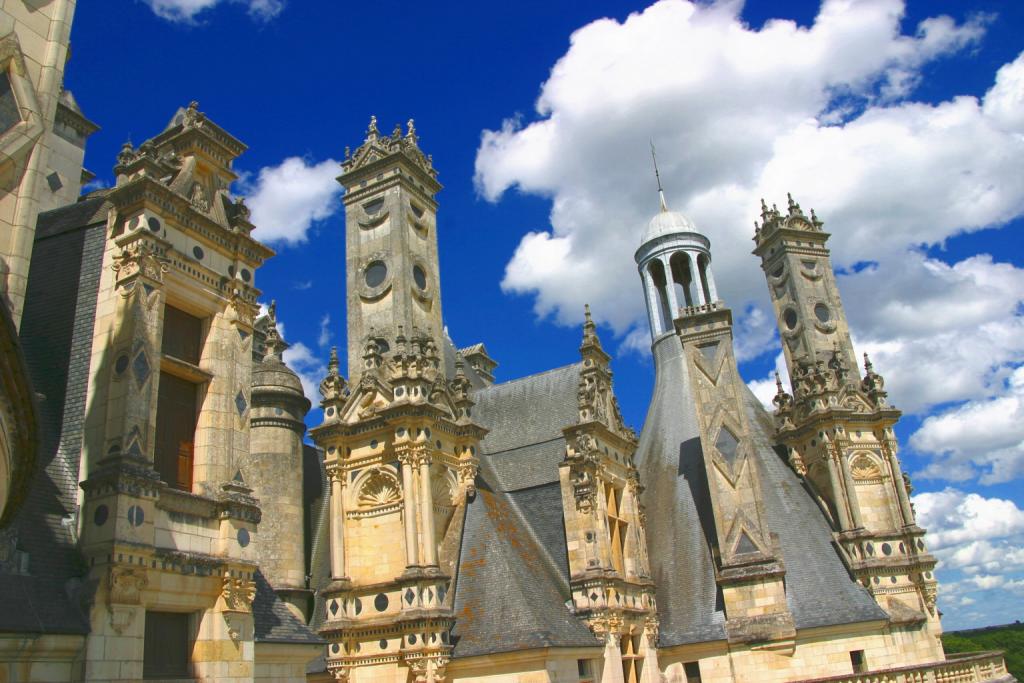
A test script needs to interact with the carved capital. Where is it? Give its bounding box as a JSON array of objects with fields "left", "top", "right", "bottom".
[
  {"left": 220, "top": 571, "right": 256, "bottom": 613},
  {"left": 112, "top": 240, "right": 169, "bottom": 287}
]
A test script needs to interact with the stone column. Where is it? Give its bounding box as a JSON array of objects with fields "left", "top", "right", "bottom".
[
  {"left": 887, "top": 447, "right": 915, "bottom": 526},
  {"left": 418, "top": 453, "right": 438, "bottom": 567},
  {"left": 329, "top": 468, "right": 347, "bottom": 580},
  {"left": 704, "top": 256, "right": 719, "bottom": 303},
  {"left": 659, "top": 255, "right": 681, "bottom": 316},
  {"left": 641, "top": 270, "right": 662, "bottom": 337},
  {"left": 601, "top": 631, "right": 625, "bottom": 683},
  {"left": 837, "top": 446, "right": 864, "bottom": 529},
  {"left": 400, "top": 452, "right": 419, "bottom": 568},
  {"left": 688, "top": 252, "right": 706, "bottom": 306},
  {"left": 639, "top": 623, "right": 661, "bottom": 683},
  {"left": 825, "top": 453, "right": 852, "bottom": 530}
]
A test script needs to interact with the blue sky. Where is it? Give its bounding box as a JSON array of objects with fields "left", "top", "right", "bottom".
[{"left": 68, "top": 1, "right": 1023, "bottom": 630}]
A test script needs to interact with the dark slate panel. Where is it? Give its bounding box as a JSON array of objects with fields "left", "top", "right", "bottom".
[
  {"left": 450, "top": 465, "right": 597, "bottom": 659},
  {"left": 634, "top": 335, "right": 725, "bottom": 646},
  {"left": 2, "top": 201, "right": 109, "bottom": 635},
  {"left": 740, "top": 384, "right": 888, "bottom": 630},
  {"left": 472, "top": 363, "right": 580, "bottom": 491},
  {"left": 253, "top": 570, "right": 324, "bottom": 644}
]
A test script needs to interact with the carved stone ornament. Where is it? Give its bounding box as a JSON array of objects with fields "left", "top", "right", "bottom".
[
  {"left": 181, "top": 100, "right": 205, "bottom": 129},
  {"left": 112, "top": 240, "right": 169, "bottom": 285},
  {"left": 190, "top": 181, "right": 210, "bottom": 212},
  {"left": 222, "top": 573, "right": 256, "bottom": 612},
  {"left": 109, "top": 565, "right": 148, "bottom": 605},
  {"left": 357, "top": 469, "right": 402, "bottom": 509},
  {"left": 850, "top": 454, "right": 882, "bottom": 480},
  {"left": 107, "top": 566, "right": 149, "bottom": 634}
]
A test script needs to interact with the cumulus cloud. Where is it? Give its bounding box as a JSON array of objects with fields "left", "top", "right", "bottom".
[
  {"left": 246, "top": 157, "right": 343, "bottom": 245},
  {"left": 910, "top": 366, "right": 1024, "bottom": 484},
  {"left": 143, "top": 0, "right": 284, "bottom": 23},
  {"left": 475, "top": 1, "right": 1024, "bottom": 496},
  {"left": 282, "top": 341, "right": 326, "bottom": 404},
  {"left": 317, "top": 313, "right": 332, "bottom": 349},
  {"left": 475, "top": 0, "right": 1015, "bottom": 334},
  {"left": 913, "top": 488, "right": 1024, "bottom": 550}
]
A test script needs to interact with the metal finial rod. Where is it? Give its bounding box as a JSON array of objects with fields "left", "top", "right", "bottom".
[{"left": 650, "top": 140, "right": 668, "bottom": 212}]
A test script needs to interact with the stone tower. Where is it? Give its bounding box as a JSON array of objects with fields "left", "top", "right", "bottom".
[
  {"left": 753, "top": 196, "right": 942, "bottom": 661},
  {"left": 340, "top": 116, "right": 444, "bottom": 381},
  {"left": 76, "top": 103, "right": 274, "bottom": 681},
  {"left": 559, "top": 306, "right": 658, "bottom": 683},
  {"left": 248, "top": 304, "right": 312, "bottom": 618},
  {"left": 312, "top": 121, "right": 485, "bottom": 683},
  {"left": 636, "top": 197, "right": 795, "bottom": 652}
]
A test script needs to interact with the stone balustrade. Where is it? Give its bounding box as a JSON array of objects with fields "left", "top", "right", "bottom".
[{"left": 798, "top": 651, "right": 1013, "bottom": 683}]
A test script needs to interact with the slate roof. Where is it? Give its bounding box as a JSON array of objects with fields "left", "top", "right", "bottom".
[
  {"left": 253, "top": 570, "right": 324, "bottom": 645},
  {"left": 470, "top": 363, "right": 581, "bottom": 492},
  {"left": 450, "top": 363, "right": 600, "bottom": 658},
  {"left": 1, "top": 199, "right": 110, "bottom": 635},
  {"left": 635, "top": 334, "right": 886, "bottom": 648}
]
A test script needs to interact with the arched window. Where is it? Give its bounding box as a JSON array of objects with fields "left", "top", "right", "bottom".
[
  {"left": 670, "top": 252, "right": 697, "bottom": 307},
  {"left": 697, "top": 253, "right": 713, "bottom": 305},
  {"left": 648, "top": 260, "right": 672, "bottom": 334}
]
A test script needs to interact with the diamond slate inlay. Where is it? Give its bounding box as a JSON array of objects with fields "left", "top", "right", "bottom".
[
  {"left": 132, "top": 351, "right": 150, "bottom": 385},
  {"left": 235, "top": 390, "right": 248, "bottom": 415},
  {"left": 715, "top": 426, "right": 740, "bottom": 467}
]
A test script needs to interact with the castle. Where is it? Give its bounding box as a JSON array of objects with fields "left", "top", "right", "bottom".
[{"left": 0, "top": 3, "right": 1014, "bottom": 683}]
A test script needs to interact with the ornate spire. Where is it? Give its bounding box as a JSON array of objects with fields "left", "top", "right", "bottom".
[
  {"left": 650, "top": 140, "right": 668, "bottom": 212},
  {"left": 406, "top": 118, "right": 418, "bottom": 144},
  {"left": 581, "top": 304, "right": 602, "bottom": 351},
  {"left": 263, "top": 300, "right": 287, "bottom": 360},
  {"left": 319, "top": 346, "right": 348, "bottom": 403},
  {"left": 365, "top": 115, "right": 379, "bottom": 141}
]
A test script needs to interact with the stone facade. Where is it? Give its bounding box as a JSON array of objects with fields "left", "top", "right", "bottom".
[{"left": 0, "top": 4, "right": 1012, "bottom": 680}]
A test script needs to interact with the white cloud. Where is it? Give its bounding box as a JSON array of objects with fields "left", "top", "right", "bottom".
[
  {"left": 143, "top": 0, "right": 284, "bottom": 23},
  {"left": 910, "top": 366, "right": 1024, "bottom": 484},
  {"left": 317, "top": 314, "right": 332, "bottom": 349},
  {"left": 245, "top": 157, "right": 342, "bottom": 245},
  {"left": 913, "top": 488, "right": 1024, "bottom": 550},
  {"left": 475, "top": 1, "right": 1024, "bottom": 491},
  {"left": 282, "top": 341, "right": 325, "bottom": 404}
]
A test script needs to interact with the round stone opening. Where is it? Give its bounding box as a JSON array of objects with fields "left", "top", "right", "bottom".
[
  {"left": 413, "top": 265, "right": 427, "bottom": 290},
  {"left": 784, "top": 308, "right": 798, "bottom": 329},
  {"left": 814, "top": 303, "right": 831, "bottom": 323},
  {"left": 365, "top": 261, "right": 388, "bottom": 288}
]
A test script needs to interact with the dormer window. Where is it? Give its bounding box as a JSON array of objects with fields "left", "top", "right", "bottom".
[{"left": 156, "top": 305, "right": 208, "bottom": 491}]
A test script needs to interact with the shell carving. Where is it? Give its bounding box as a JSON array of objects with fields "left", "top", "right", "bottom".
[{"left": 357, "top": 470, "right": 401, "bottom": 508}]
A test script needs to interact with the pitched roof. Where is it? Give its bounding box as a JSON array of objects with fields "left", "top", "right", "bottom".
[
  {"left": 252, "top": 571, "right": 324, "bottom": 645},
  {"left": 471, "top": 363, "right": 581, "bottom": 492},
  {"left": 450, "top": 362, "right": 599, "bottom": 657},
  {"left": 450, "top": 477, "right": 597, "bottom": 657},
  {"left": 635, "top": 334, "right": 886, "bottom": 648},
  {"left": 0, "top": 200, "right": 109, "bottom": 635}
]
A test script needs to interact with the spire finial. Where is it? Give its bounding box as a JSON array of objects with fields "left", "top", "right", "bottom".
[
  {"left": 650, "top": 140, "right": 668, "bottom": 212},
  {"left": 775, "top": 371, "right": 784, "bottom": 392}
]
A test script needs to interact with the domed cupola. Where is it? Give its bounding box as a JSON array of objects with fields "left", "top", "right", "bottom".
[
  {"left": 634, "top": 166, "right": 719, "bottom": 339},
  {"left": 252, "top": 303, "right": 310, "bottom": 417}
]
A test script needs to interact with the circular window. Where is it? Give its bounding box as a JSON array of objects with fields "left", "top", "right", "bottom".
[
  {"left": 379, "top": 639, "right": 388, "bottom": 650},
  {"left": 331, "top": 644, "right": 340, "bottom": 654},
  {"left": 353, "top": 598, "right": 362, "bottom": 615},
  {"left": 364, "top": 261, "right": 388, "bottom": 288},
  {"left": 370, "top": 439, "right": 378, "bottom": 449},
  {"left": 413, "top": 265, "right": 427, "bottom": 290},
  {"left": 115, "top": 354, "right": 129, "bottom": 374},
  {"left": 237, "top": 528, "right": 250, "bottom": 547},
  {"left": 408, "top": 634, "right": 417, "bottom": 645},
  {"left": 784, "top": 308, "right": 798, "bottom": 330},
  {"left": 374, "top": 338, "right": 390, "bottom": 353},
  {"left": 814, "top": 303, "right": 831, "bottom": 323},
  {"left": 127, "top": 505, "right": 144, "bottom": 527},
  {"left": 881, "top": 543, "right": 892, "bottom": 556},
  {"left": 241, "top": 269, "right": 251, "bottom": 283},
  {"left": 93, "top": 504, "right": 109, "bottom": 527},
  {"left": 374, "top": 593, "right": 389, "bottom": 612},
  {"left": 147, "top": 217, "right": 161, "bottom": 232},
  {"left": 193, "top": 246, "right": 204, "bottom": 260}
]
